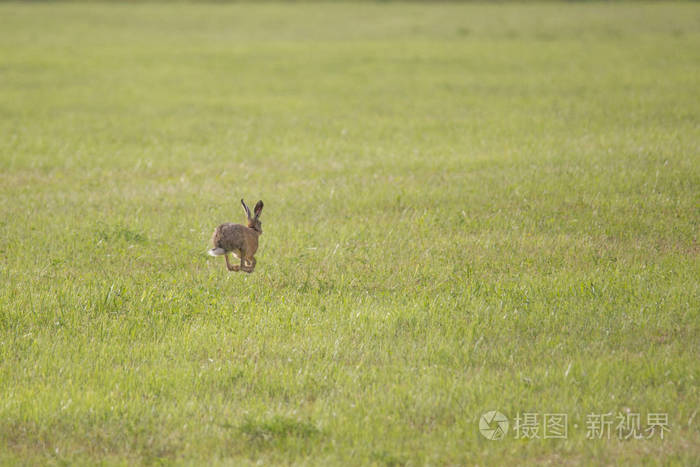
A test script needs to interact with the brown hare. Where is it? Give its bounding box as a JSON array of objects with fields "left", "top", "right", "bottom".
[{"left": 208, "top": 199, "right": 264, "bottom": 273}]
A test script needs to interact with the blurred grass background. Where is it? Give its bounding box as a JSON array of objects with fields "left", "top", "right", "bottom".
[{"left": 0, "top": 2, "right": 698, "bottom": 465}]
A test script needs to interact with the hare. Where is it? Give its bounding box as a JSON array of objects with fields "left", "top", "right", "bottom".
[{"left": 208, "top": 199, "right": 264, "bottom": 273}]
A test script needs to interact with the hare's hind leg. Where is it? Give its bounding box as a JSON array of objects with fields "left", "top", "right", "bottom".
[
  {"left": 225, "top": 253, "right": 240, "bottom": 272},
  {"left": 241, "top": 256, "right": 256, "bottom": 273}
]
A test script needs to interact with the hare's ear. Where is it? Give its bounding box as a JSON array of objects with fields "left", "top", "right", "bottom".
[
  {"left": 253, "top": 200, "right": 264, "bottom": 219},
  {"left": 241, "top": 199, "right": 251, "bottom": 219}
]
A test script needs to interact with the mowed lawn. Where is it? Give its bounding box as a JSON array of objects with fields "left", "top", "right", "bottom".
[{"left": 0, "top": 2, "right": 698, "bottom": 464}]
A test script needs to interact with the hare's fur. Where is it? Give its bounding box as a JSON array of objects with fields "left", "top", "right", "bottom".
[{"left": 209, "top": 199, "right": 263, "bottom": 273}]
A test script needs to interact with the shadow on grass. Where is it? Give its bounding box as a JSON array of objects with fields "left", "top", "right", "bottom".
[
  {"left": 238, "top": 415, "right": 320, "bottom": 444},
  {"left": 96, "top": 223, "right": 147, "bottom": 244}
]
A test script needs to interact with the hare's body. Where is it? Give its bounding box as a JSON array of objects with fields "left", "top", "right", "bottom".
[{"left": 208, "top": 199, "right": 264, "bottom": 273}]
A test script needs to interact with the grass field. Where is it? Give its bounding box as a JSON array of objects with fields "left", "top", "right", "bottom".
[{"left": 0, "top": 2, "right": 699, "bottom": 464}]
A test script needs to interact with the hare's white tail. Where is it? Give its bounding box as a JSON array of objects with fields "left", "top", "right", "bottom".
[{"left": 208, "top": 248, "right": 225, "bottom": 256}]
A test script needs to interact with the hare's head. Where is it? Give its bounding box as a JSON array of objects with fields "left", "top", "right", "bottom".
[{"left": 241, "top": 199, "right": 264, "bottom": 234}]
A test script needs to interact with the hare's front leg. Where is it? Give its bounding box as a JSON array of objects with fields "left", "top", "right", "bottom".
[
  {"left": 225, "top": 253, "right": 240, "bottom": 272},
  {"left": 241, "top": 256, "right": 256, "bottom": 273}
]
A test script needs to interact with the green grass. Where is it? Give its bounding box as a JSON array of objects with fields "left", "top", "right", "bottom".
[{"left": 0, "top": 2, "right": 699, "bottom": 465}]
